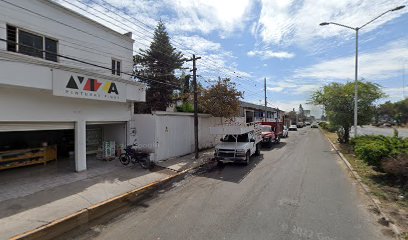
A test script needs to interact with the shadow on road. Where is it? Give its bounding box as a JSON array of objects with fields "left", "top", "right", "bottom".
[
  {"left": 197, "top": 154, "right": 264, "bottom": 184},
  {"left": 260, "top": 142, "right": 287, "bottom": 151}
]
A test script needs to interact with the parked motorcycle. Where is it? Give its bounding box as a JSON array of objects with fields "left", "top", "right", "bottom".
[{"left": 119, "top": 142, "right": 152, "bottom": 169}]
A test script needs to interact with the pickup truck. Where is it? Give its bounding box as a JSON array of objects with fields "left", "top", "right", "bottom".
[{"left": 210, "top": 123, "right": 262, "bottom": 165}]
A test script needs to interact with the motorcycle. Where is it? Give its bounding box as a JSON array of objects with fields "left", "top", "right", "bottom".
[{"left": 119, "top": 142, "right": 152, "bottom": 169}]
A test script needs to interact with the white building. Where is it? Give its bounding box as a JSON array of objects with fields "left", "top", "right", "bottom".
[{"left": 0, "top": 0, "right": 146, "bottom": 172}]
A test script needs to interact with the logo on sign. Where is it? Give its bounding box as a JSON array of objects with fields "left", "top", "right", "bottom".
[{"left": 66, "top": 76, "right": 119, "bottom": 94}]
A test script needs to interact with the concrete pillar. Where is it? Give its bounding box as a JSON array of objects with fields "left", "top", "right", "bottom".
[{"left": 75, "top": 120, "right": 87, "bottom": 172}]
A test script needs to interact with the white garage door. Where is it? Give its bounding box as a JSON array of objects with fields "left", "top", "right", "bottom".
[{"left": 0, "top": 122, "right": 75, "bottom": 132}]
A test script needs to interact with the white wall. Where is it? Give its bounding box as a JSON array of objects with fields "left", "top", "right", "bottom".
[
  {"left": 0, "top": 87, "right": 131, "bottom": 122},
  {"left": 0, "top": 0, "right": 134, "bottom": 76},
  {"left": 131, "top": 112, "right": 228, "bottom": 162}
]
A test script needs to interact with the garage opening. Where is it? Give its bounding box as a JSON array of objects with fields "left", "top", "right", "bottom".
[
  {"left": 0, "top": 128, "right": 75, "bottom": 171},
  {"left": 85, "top": 122, "right": 126, "bottom": 168}
]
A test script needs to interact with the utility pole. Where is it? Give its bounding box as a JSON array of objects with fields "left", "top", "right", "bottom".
[
  {"left": 264, "top": 77, "right": 267, "bottom": 121},
  {"left": 186, "top": 54, "right": 201, "bottom": 159}
]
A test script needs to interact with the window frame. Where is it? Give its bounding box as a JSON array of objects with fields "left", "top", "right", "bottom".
[
  {"left": 111, "top": 58, "right": 121, "bottom": 76},
  {"left": 6, "top": 24, "right": 59, "bottom": 63}
]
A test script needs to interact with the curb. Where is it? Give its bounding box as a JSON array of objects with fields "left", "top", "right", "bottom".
[
  {"left": 9, "top": 159, "right": 212, "bottom": 240},
  {"left": 320, "top": 129, "right": 401, "bottom": 240}
]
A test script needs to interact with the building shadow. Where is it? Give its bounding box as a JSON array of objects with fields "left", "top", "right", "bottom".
[{"left": 197, "top": 154, "right": 264, "bottom": 184}]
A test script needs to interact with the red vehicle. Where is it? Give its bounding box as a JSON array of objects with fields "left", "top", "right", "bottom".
[
  {"left": 260, "top": 124, "right": 280, "bottom": 146},
  {"left": 259, "top": 121, "right": 286, "bottom": 145}
]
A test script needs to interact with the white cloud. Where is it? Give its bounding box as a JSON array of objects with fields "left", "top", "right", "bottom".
[
  {"left": 172, "top": 35, "right": 221, "bottom": 53},
  {"left": 247, "top": 50, "right": 295, "bottom": 59},
  {"left": 255, "top": 0, "right": 408, "bottom": 47},
  {"left": 267, "top": 87, "right": 284, "bottom": 92},
  {"left": 166, "top": 0, "right": 254, "bottom": 35},
  {"left": 295, "top": 39, "right": 408, "bottom": 81}
]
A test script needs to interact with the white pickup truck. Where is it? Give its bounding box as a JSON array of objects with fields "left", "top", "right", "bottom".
[{"left": 210, "top": 122, "right": 262, "bottom": 165}]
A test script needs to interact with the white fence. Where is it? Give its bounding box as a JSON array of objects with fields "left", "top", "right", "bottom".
[{"left": 129, "top": 111, "right": 244, "bottom": 162}]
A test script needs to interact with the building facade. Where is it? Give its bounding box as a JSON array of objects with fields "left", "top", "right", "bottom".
[
  {"left": 239, "top": 101, "right": 284, "bottom": 123},
  {"left": 0, "top": 0, "right": 146, "bottom": 172}
]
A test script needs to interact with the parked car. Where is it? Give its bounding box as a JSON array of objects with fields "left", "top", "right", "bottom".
[
  {"left": 282, "top": 126, "right": 289, "bottom": 138},
  {"left": 305, "top": 121, "right": 311, "bottom": 126},
  {"left": 211, "top": 123, "right": 262, "bottom": 166},
  {"left": 311, "top": 123, "right": 318, "bottom": 128},
  {"left": 288, "top": 125, "right": 298, "bottom": 131},
  {"left": 296, "top": 122, "right": 304, "bottom": 128}
]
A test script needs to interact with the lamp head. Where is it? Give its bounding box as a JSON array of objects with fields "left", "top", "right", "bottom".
[
  {"left": 392, "top": 5, "right": 405, "bottom": 11},
  {"left": 319, "top": 22, "right": 330, "bottom": 26}
]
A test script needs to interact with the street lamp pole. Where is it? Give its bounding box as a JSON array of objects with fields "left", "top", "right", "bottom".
[{"left": 319, "top": 5, "right": 405, "bottom": 137}]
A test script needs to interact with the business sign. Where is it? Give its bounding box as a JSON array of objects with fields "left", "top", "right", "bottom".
[{"left": 53, "top": 70, "right": 126, "bottom": 102}]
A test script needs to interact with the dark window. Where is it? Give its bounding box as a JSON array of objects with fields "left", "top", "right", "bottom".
[
  {"left": 45, "top": 38, "right": 57, "bottom": 62},
  {"left": 116, "top": 61, "right": 121, "bottom": 76},
  {"left": 6, "top": 25, "right": 16, "bottom": 52},
  {"left": 18, "top": 30, "right": 43, "bottom": 59},
  {"left": 111, "top": 59, "right": 116, "bottom": 75},
  {"left": 111, "top": 59, "right": 121, "bottom": 76}
]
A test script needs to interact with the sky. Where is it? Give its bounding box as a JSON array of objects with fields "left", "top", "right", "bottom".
[{"left": 57, "top": 0, "right": 408, "bottom": 116}]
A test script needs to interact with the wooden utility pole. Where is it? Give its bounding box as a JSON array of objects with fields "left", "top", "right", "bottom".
[
  {"left": 187, "top": 54, "right": 201, "bottom": 159},
  {"left": 264, "top": 77, "right": 267, "bottom": 121}
]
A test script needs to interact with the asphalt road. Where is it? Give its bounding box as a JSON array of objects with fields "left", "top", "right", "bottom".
[
  {"left": 351, "top": 126, "right": 408, "bottom": 138},
  {"left": 71, "top": 127, "right": 392, "bottom": 240}
]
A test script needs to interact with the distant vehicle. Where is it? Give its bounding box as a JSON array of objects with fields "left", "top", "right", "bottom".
[
  {"left": 311, "top": 123, "right": 318, "bottom": 128},
  {"left": 296, "top": 122, "right": 304, "bottom": 128},
  {"left": 305, "top": 121, "right": 311, "bottom": 126},
  {"left": 282, "top": 126, "right": 289, "bottom": 138},
  {"left": 210, "top": 123, "right": 262, "bottom": 165},
  {"left": 260, "top": 125, "right": 279, "bottom": 146},
  {"left": 289, "top": 125, "right": 298, "bottom": 131}
]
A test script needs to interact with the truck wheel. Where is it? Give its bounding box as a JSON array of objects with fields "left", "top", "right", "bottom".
[
  {"left": 275, "top": 136, "right": 281, "bottom": 143},
  {"left": 244, "top": 151, "right": 250, "bottom": 166},
  {"left": 268, "top": 138, "right": 273, "bottom": 148},
  {"left": 255, "top": 143, "right": 260, "bottom": 156}
]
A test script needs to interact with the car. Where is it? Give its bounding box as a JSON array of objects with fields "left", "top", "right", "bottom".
[
  {"left": 305, "top": 121, "right": 311, "bottom": 126},
  {"left": 296, "top": 122, "right": 304, "bottom": 128},
  {"left": 311, "top": 123, "right": 318, "bottom": 128},
  {"left": 260, "top": 125, "right": 279, "bottom": 146},
  {"left": 282, "top": 126, "right": 289, "bottom": 138},
  {"left": 288, "top": 125, "right": 298, "bottom": 131}
]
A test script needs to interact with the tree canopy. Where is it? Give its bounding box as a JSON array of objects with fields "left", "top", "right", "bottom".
[
  {"left": 199, "top": 78, "right": 243, "bottom": 118},
  {"left": 134, "top": 20, "right": 184, "bottom": 112},
  {"left": 310, "top": 81, "right": 385, "bottom": 142}
]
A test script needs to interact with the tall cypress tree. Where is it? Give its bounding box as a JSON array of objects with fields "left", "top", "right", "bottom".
[{"left": 134, "top": 21, "right": 184, "bottom": 112}]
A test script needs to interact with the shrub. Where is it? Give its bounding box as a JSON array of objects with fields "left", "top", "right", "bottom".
[
  {"left": 354, "top": 142, "right": 390, "bottom": 166},
  {"left": 176, "top": 103, "right": 194, "bottom": 113},
  {"left": 382, "top": 153, "right": 408, "bottom": 185},
  {"left": 318, "top": 122, "right": 338, "bottom": 132}
]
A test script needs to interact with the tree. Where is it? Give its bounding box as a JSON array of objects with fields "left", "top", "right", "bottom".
[
  {"left": 310, "top": 81, "right": 385, "bottom": 142},
  {"left": 134, "top": 21, "right": 184, "bottom": 112},
  {"left": 199, "top": 78, "right": 243, "bottom": 119}
]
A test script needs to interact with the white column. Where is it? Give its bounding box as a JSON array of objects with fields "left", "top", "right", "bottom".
[{"left": 75, "top": 120, "right": 87, "bottom": 172}]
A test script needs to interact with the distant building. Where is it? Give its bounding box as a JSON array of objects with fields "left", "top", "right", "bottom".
[{"left": 239, "top": 101, "right": 284, "bottom": 123}]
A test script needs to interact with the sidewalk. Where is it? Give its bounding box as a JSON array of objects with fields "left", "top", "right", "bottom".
[{"left": 0, "top": 149, "right": 213, "bottom": 239}]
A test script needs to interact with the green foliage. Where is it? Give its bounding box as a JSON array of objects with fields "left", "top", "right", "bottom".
[
  {"left": 198, "top": 78, "right": 242, "bottom": 118},
  {"left": 134, "top": 21, "right": 184, "bottom": 112},
  {"left": 318, "top": 122, "right": 338, "bottom": 132},
  {"left": 351, "top": 135, "right": 408, "bottom": 166},
  {"left": 377, "top": 99, "right": 408, "bottom": 125},
  {"left": 311, "top": 81, "right": 385, "bottom": 142},
  {"left": 354, "top": 142, "right": 389, "bottom": 166},
  {"left": 176, "top": 103, "right": 194, "bottom": 113}
]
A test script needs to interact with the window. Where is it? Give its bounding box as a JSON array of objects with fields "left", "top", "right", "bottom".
[
  {"left": 111, "top": 59, "right": 121, "bottom": 76},
  {"left": 6, "top": 25, "right": 58, "bottom": 62}
]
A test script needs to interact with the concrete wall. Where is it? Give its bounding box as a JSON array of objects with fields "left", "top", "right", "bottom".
[
  {"left": 131, "top": 112, "right": 240, "bottom": 162},
  {"left": 0, "top": 0, "right": 134, "bottom": 76}
]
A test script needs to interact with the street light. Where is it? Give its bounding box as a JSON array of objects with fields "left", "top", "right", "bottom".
[{"left": 319, "top": 5, "right": 405, "bottom": 137}]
